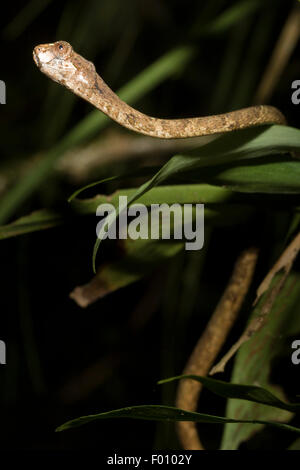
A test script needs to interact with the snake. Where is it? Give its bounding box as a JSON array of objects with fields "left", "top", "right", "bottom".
[
  {"left": 33, "top": 40, "right": 286, "bottom": 138},
  {"left": 33, "top": 41, "right": 287, "bottom": 450}
]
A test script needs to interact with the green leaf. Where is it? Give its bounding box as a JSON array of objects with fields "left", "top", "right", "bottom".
[
  {"left": 158, "top": 374, "right": 300, "bottom": 413},
  {"left": 198, "top": 0, "right": 260, "bottom": 35},
  {"left": 70, "top": 183, "right": 255, "bottom": 303},
  {"left": 71, "top": 184, "right": 233, "bottom": 211},
  {"left": 68, "top": 175, "right": 122, "bottom": 202},
  {"left": 55, "top": 404, "right": 300, "bottom": 435},
  {"left": 92, "top": 125, "right": 300, "bottom": 271},
  {"left": 221, "top": 272, "right": 300, "bottom": 450},
  {"left": 202, "top": 157, "right": 300, "bottom": 193},
  {"left": 0, "top": 209, "right": 63, "bottom": 240},
  {"left": 0, "top": 184, "right": 253, "bottom": 241},
  {"left": 288, "top": 437, "right": 300, "bottom": 450}
]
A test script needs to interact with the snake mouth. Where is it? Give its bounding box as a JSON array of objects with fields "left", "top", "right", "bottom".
[{"left": 33, "top": 50, "right": 40, "bottom": 68}]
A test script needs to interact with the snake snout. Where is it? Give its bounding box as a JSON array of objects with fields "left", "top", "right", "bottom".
[
  {"left": 33, "top": 48, "right": 40, "bottom": 67},
  {"left": 33, "top": 44, "right": 55, "bottom": 69}
]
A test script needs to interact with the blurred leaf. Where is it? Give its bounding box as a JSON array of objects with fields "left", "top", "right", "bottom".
[
  {"left": 209, "top": 17, "right": 252, "bottom": 112},
  {"left": 229, "top": 3, "right": 276, "bottom": 109},
  {"left": 0, "top": 209, "right": 63, "bottom": 240},
  {"left": 289, "top": 437, "right": 300, "bottom": 450},
  {"left": 285, "top": 211, "right": 300, "bottom": 243},
  {"left": 221, "top": 272, "right": 300, "bottom": 450},
  {"left": 55, "top": 404, "right": 300, "bottom": 434},
  {"left": 198, "top": 0, "right": 260, "bottom": 35},
  {"left": 3, "top": 0, "right": 53, "bottom": 39}
]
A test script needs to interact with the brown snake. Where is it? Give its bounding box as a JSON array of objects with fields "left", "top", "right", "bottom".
[
  {"left": 33, "top": 41, "right": 286, "bottom": 138},
  {"left": 33, "top": 41, "right": 287, "bottom": 449}
]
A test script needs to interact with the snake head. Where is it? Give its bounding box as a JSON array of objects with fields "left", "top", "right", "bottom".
[
  {"left": 33, "top": 40, "right": 96, "bottom": 92},
  {"left": 33, "top": 41, "right": 77, "bottom": 84}
]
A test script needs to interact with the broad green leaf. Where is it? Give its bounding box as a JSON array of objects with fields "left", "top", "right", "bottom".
[
  {"left": 221, "top": 272, "right": 300, "bottom": 450},
  {"left": 183, "top": 156, "right": 300, "bottom": 193},
  {"left": 202, "top": 158, "right": 300, "bottom": 194},
  {"left": 158, "top": 375, "right": 300, "bottom": 413},
  {"left": 55, "top": 404, "right": 300, "bottom": 435},
  {"left": 0, "top": 185, "right": 254, "bottom": 240},
  {"left": 70, "top": 187, "right": 253, "bottom": 304},
  {"left": 71, "top": 184, "right": 233, "bottom": 212},
  {"left": 92, "top": 125, "right": 300, "bottom": 271}
]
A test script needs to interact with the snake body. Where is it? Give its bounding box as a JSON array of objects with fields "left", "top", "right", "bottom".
[{"left": 33, "top": 41, "right": 286, "bottom": 138}]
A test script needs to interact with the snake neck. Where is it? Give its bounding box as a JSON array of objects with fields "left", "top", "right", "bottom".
[{"left": 70, "top": 59, "right": 286, "bottom": 139}]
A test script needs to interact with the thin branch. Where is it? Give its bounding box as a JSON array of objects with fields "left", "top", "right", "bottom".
[
  {"left": 254, "top": 5, "right": 300, "bottom": 104},
  {"left": 175, "top": 247, "right": 258, "bottom": 450}
]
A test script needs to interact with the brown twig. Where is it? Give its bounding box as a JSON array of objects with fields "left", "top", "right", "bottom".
[{"left": 175, "top": 247, "right": 259, "bottom": 450}]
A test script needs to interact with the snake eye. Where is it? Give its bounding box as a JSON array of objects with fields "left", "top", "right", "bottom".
[{"left": 55, "top": 41, "right": 72, "bottom": 58}]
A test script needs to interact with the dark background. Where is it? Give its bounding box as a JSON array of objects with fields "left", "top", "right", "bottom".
[{"left": 0, "top": 0, "right": 299, "bottom": 450}]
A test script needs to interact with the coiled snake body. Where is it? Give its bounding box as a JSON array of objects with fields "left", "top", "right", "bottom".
[{"left": 33, "top": 41, "right": 286, "bottom": 137}]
